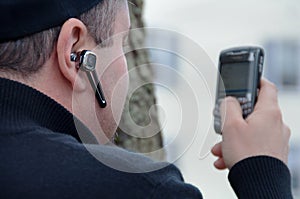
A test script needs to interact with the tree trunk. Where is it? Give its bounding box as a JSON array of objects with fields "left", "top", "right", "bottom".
[{"left": 116, "top": 0, "right": 165, "bottom": 161}]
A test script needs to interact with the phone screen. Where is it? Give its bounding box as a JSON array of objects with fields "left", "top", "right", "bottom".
[{"left": 219, "top": 62, "right": 254, "bottom": 95}]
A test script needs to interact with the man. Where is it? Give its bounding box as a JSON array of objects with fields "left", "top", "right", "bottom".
[{"left": 0, "top": 0, "right": 292, "bottom": 198}]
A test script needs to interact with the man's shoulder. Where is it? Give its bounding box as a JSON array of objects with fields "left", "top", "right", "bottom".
[
  {"left": 1, "top": 125, "right": 166, "bottom": 174},
  {"left": 1, "top": 127, "right": 202, "bottom": 198}
]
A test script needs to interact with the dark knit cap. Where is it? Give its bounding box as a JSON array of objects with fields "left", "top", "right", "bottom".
[{"left": 0, "top": 0, "right": 103, "bottom": 42}]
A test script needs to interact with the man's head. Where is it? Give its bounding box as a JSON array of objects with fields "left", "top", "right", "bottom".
[{"left": 0, "top": 0, "right": 130, "bottom": 144}]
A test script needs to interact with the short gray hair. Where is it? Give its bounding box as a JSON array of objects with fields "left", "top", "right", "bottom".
[{"left": 0, "top": 0, "right": 123, "bottom": 76}]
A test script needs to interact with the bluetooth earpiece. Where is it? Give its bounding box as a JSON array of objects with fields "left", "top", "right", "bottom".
[{"left": 70, "top": 50, "right": 107, "bottom": 108}]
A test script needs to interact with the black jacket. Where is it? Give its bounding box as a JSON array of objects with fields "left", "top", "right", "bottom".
[{"left": 0, "top": 78, "right": 293, "bottom": 198}]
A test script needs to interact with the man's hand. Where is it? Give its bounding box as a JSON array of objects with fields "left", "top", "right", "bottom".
[{"left": 211, "top": 79, "right": 291, "bottom": 170}]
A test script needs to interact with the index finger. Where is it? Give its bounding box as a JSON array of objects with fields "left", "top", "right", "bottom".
[{"left": 255, "top": 78, "right": 278, "bottom": 110}]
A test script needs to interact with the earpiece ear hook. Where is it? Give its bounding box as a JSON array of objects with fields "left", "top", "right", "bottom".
[{"left": 70, "top": 50, "right": 107, "bottom": 108}]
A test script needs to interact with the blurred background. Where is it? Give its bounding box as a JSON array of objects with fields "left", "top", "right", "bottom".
[{"left": 142, "top": 0, "right": 300, "bottom": 198}]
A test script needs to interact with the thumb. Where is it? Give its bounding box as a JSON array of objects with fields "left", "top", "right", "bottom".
[{"left": 220, "top": 97, "right": 244, "bottom": 133}]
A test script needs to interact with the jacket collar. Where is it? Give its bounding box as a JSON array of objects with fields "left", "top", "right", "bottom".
[{"left": 0, "top": 78, "right": 98, "bottom": 144}]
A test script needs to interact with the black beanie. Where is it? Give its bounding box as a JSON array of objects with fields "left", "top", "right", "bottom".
[{"left": 0, "top": 0, "right": 103, "bottom": 42}]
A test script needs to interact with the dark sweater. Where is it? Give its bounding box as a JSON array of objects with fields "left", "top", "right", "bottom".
[{"left": 0, "top": 78, "right": 293, "bottom": 198}]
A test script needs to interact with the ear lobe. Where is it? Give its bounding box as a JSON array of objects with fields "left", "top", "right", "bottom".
[{"left": 56, "top": 18, "right": 91, "bottom": 92}]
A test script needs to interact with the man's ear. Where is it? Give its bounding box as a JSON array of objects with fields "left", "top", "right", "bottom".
[{"left": 56, "top": 18, "right": 94, "bottom": 92}]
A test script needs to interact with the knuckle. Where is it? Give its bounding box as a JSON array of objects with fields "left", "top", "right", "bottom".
[
  {"left": 268, "top": 82, "right": 278, "bottom": 93},
  {"left": 270, "top": 107, "right": 283, "bottom": 122},
  {"left": 285, "top": 125, "right": 291, "bottom": 138}
]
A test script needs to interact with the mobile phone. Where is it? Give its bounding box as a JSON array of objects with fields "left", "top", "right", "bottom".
[{"left": 214, "top": 46, "right": 264, "bottom": 134}]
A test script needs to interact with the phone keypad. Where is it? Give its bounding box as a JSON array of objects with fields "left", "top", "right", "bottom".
[
  {"left": 213, "top": 99, "right": 222, "bottom": 134},
  {"left": 214, "top": 97, "right": 253, "bottom": 134},
  {"left": 237, "top": 97, "right": 252, "bottom": 118}
]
